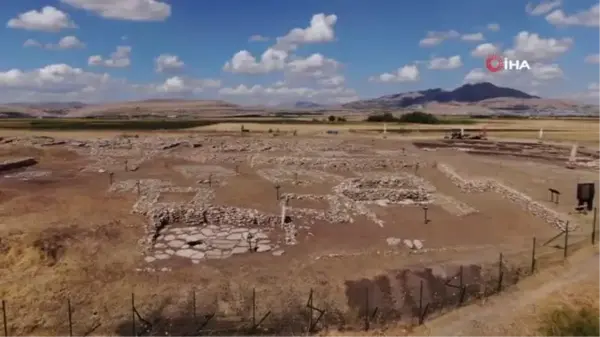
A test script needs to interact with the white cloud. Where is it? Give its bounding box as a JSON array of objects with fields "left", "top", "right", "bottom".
[
  {"left": 218, "top": 83, "right": 356, "bottom": 105},
  {"left": 464, "top": 68, "right": 493, "bottom": 83},
  {"left": 585, "top": 54, "right": 600, "bottom": 64},
  {"left": 151, "top": 76, "right": 220, "bottom": 94},
  {"left": 60, "top": 0, "right": 171, "bottom": 21},
  {"left": 418, "top": 30, "right": 460, "bottom": 47},
  {"left": 526, "top": 0, "right": 562, "bottom": 15},
  {"left": 318, "top": 75, "right": 345, "bottom": 87},
  {"left": 487, "top": 23, "right": 500, "bottom": 31},
  {"left": 589, "top": 82, "right": 599, "bottom": 91},
  {"left": 546, "top": 3, "right": 599, "bottom": 27},
  {"left": 504, "top": 31, "right": 572, "bottom": 62},
  {"left": 88, "top": 46, "right": 132, "bottom": 68},
  {"left": 155, "top": 54, "right": 184, "bottom": 73},
  {"left": 249, "top": 35, "right": 269, "bottom": 42},
  {"left": 530, "top": 63, "right": 563, "bottom": 80},
  {"left": 274, "top": 13, "right": 337, "bottom": 51},
  {"left": 223, "top": 48, "right": 288, "bottom": 74},
  {"left": 428, "top": 55, "right": 463, "bottom": 70},
  {"left": 0, "top": 64, "right": 112, "bottom": 94},
  {"left": 23, "top": 36, "right": 85, "bottom": 50},
  {"left": 286, "top": 53, "right": 340, "bottom": 76},
  {"left": 461, "top": 33, "right": 485, "bottom": 42},
  {"left": 7, "top": 6, "right": 77, "bottom": 32},
  {"left": 369, "top": 65, "right": 420, "bottom": 83},
  {"left": 471, "top": 43, "right": 500, "bottom": 58}
]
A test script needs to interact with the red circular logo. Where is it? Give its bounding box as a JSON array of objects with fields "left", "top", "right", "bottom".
[{"left": 485, "top": 54, "right": 504, "bottom": 72}]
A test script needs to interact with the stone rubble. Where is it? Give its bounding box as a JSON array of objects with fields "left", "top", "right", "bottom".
[{"left": 437, "top": 163, "right": 574, "bottom": 231}]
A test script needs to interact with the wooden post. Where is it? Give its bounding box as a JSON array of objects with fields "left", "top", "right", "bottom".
[
  {"left": 2, "top": 300, "right": 7, "bottom": 337},
  {"left": 497, "top": 253, "right": 503, "bottom": 293},
  {"left": 136, "top": 180, "right": 140, "bottom": 196},
  {"left": 564, "top": 222, "right": 569, "bottom": 259},
  {"left": 418, "top": 280, "right": 424, "bottom": 324},
  {"left": 275, "top": 185, "right": 281, "bottom": 201},
  {"left": 208, "top": 174, "right": 212, "bottom": 188},
  {"left": 131, "top": 293, "right": 136, "bottom": 337},
  {"left": 192, "top": 289, "right": 196, "bottom": 319},
  {"left": 531, "top": 237, "right": 536, "bottom": 274},
  {"left": 423, "top": 206, "right": 429, "bottom": 224},
  {"left": 109, "top": 172, "right": 114, "bottom": 185},
  {"left": 307, "top": 289, "right": 313, "bottom": 334},
  {"left": 67, "top": 298, "right": 73, "bottom": 337},
  {"left": 364, "top": 287, "right": 369, "bottom": 331},
  {"left": 125, "top": 160, "right": 128, "bottom": 172},
  {"left": 252, "top": 288, "right": 256, "bottom": 329},
  {"left": 593, "top": 207, "right": 597, "bottom": 245}
]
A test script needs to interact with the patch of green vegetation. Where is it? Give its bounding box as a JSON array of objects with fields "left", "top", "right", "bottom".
[
  {"left": 365, "top": 111, "right": 476, "bottom": 125},
  {"left": 539, "top": 305, "right": 599, "bottom": 336}
]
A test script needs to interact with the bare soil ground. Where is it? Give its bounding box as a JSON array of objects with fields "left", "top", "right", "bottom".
[{"left": 0, "top": 130, "right": 597, "bottom": 335}]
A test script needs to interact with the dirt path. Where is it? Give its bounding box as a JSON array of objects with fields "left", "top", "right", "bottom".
[{"left": 416, "top": 247, "right": 599, "bottom": 336}]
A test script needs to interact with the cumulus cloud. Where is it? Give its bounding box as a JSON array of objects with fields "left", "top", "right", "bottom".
[
  {"left": 60, "top": 0, "right": 171, "bottom": 21},
  {"left": 148, "top": 76, "right": 220, "bottom": 94},
  {"left": 461, "top": 33, "right": 485, "bottom": 42},
  {"left": 24, "top": 36, "right": 85, "bottom": 50},
  {"left": 585, "top": 54, "right": 600, "bottom": 64},
  {"left": 7, "top": 6, "right": 77, "bottom": 32},
  {"left": 249, "top": 35, "right": 269, "bottom": 42},
  {"left": 88, "top": 46, "right": 132, "bottom": 68},
  {"left": 487, "top": 23, "right": 500, "bottom": 31},
  {"left": 219, "top": 83, "right": 356, "bottom": 105},
  {"left": 545, "top": 3, "right": 599, "bottom": 27},
  {"left": 428, "top": 55, "right": 463, "bottom": 70},
  {"left": 369, "top": 65, "right": 420, "bottom": 83},
  {"left": 0, "top": 64, "right": 112, "bottom": 94},
  {"left": 464, "top": 68, "right": 493, "bottom": 83},
  {"left": 223, "top": 48, "right": 288, "bottom": 74},
  {"left": 418, "top": 30, "right": 459, "bottom": 47},
  {"left": 504, "top": 31, "right": 572, "bottom": 62},
  {"left": 526, "top": 0, "right": 562, "bottom": 15},
  {"left": 318, "top": 75, "right": 345, "bottom": 87},
  {"left": 286, "top": 53, "right": 340, "bottom": 77},
  {"left": 155, "top": 54, "right": 184, "bottom": 73},
  {"left": 529, "top": 63, "right": 563, "bottom": 80},
  {"left": 471, "top": 43, "right": 500, "bottom": 58},
  {"left": 274, "top": 13, "right": 337, "bottom": 51}
]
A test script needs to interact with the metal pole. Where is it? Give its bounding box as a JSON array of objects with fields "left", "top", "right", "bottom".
[
  {"left": 531, "top": 237, "right": 536, "bottom": 274},
  {"left": 131, "top": 293, "right": 136, "bottom": 337},
  {"left": 68, "top": 298, "right": 73, "bottom": 337},
  {"left": 593, "top": 207, "right": 597, "bottom": 245},
  {"left": 2, "top": 300, "right": 7, "bottom": 337},
  {"left": 564, "top": 222, "right": 569, "bottom": 259}
]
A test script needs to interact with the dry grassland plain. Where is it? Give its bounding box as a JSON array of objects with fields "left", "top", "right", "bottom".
[{"left": 0, "top": 117, "right": 598, "bottom": 336}]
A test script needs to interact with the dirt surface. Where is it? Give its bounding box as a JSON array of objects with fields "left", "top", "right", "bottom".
[{"left": 0, "top": 131, "right": 597, "bottom": 335}]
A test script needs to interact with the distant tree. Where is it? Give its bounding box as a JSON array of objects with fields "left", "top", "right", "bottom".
[
  {"left": 397, "top": 111, "right": 440, "bottom": 124},
  {"left": 336, "top": 116, "right": 347, "bottom": 122},
  {"left": 328, "top": 115, "right": 336, "bottom": 122},
  {"left": 366, "top": 112, "right": 397, "bottom": 122}
]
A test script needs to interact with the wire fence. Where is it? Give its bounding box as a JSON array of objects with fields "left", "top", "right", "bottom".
[{"left": 2, "top": 209, "right": 598, "bottom": 336}]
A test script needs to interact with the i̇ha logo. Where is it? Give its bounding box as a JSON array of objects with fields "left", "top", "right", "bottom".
[{"left": 485, "top": 54, "right": 531, "bottom": 73}]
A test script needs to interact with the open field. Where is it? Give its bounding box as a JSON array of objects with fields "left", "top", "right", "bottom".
[{"left": 0, "top": 124, "right": 598, "bottom": 335}]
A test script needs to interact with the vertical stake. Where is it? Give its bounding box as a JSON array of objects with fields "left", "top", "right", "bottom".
[
  {"left": 564, "top": 222, "right": 569, "bottom": 259},
  {"left": 192, "top": 289, "right": 196, "bottom": 319},
  {"left": 593, "top": 207, "right": 597, "bottom": 245},
  {"left": 418, "top": 280, "right": 424, "bottom": 325},
  {"left": 531, "top": 237, "right": 537, "bottom": 274},
  {"left": 67, "top": 298, "right": 73, "bottom": 337},
  {"left": 307, "top": 289, "right": 313, "bottom": 334},
  {"left": 131, "top": 293, "right": 136, "bottom": 337},
  {"left": 497, "top": 253, "right": 503, "bottom": 293},
  {"left": 125, "top": 160, "right": 128, "bottom": 172},
  {"left": 423, "top": 206, "right": 429, "bottom": 224},
  {"left": 208, "top": 174, "right": 212, "bottom": 187},
  {"left": 136, "top": 180, "right": 140, "bottom": 196},
  {"left": 2, "top": 300, "right": 7, "bottom": 337},
  {"left": 364, "top": 287, "right": 369, "bottom": 331},
  {"left": 275, "top": 185, "right": 281, "bottom": 201},
  {"left": 109, "top": 172, "right": 114, "bottom": 185},
  {"left": 252, "top": 288, "right": 256, "bottom": 329}
]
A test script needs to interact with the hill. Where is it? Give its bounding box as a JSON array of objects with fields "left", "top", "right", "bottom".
[{"left": 343, "top": 82, "right": 539, "bottom": 109}]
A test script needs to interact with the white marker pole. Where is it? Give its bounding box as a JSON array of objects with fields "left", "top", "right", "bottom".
[
  {"left": 281, "top": 204, "right": 287, "bottom": 228},
  {"left": 383, "top": 123, "right": 387, "bottom": 135},
  {"left": 569, "top": 143, "right": 578, "bottom": 163},
  {"left": 460, "top": 128, "right": 464, "bottom": 137},
  {"left": 538, "top": 128, "right": 544, "bottom": 141}
]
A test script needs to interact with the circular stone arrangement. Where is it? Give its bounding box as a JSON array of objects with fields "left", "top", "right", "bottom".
[{"left": 144, "top": 224, "right": 281, "bottom": 264}]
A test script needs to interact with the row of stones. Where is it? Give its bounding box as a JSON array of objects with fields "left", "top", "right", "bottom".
[{"left": 437, "top": 163, "right": 573, "bottom": 231}]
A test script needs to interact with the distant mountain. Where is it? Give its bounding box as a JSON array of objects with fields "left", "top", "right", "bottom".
[
  {"left": 294, "top": 101, "right": 325, "bottom": 108},
  {"left": 343, "top": 82, "right": 539, "bottom": 109}
]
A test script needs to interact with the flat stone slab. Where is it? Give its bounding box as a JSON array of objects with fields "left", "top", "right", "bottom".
[
  {"left": 167, "top": 239, "right": 185, "bottom": 248},
  {"left": 191, "top": 251, "right": 205, "bottom": 259},
  {"left": 164, "top": 234, "right": 176, "bottom": 241},
  {"left": 413, "top": 239, "right": 424, "bottom": 250},
  {"left": 175, "top": 249, "right": 197, "bottom": 258},
  {"left": 183, "top": 234, "right": 206, "bottom": 242},
  {"left": 232, "top": 246, "right": 249, "bottom": 255},
  {"left": 272, "top": 250, "right": 285, "bottom": 256},
  {"left": 211, "top": 239, "right": 238, "bottom": 250},
  {"left": 226, "top": 233, "right": 244, "bottom": 240},
  {"left": 403, "top": 239, "right": 414, "bottom": 249},
  {"left": 200, "top": 228, "right": 215, "bottom": 236},
  {"left": 205, "top": 249, "right": 222, "bottom": 259},
  {"left": 386, "top": 237, "right": 402, "bottom": 246},
  {"left": 155, "top": 253, "right": 170, "bottom": 260},
  {"left": 256, "top": 244, "right": 272, "bottom": 253},
  {"left": 0, "top": 157, "right": 37, "bottom": 172},
  {"left": 144, "top": 256, "right": 156, "bottom": 263}
]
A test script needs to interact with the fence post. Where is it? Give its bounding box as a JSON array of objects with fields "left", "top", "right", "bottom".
[
  {"left": 497, "top": 253, "right": 503, "bottom": 293},
  {"left": 307, "top": 289, "right": 313, "bottom": 334},
  {"left": 252, "top": 288, "right": 256, "bottom": 329},
  {"left": 2, "top": 300, "right": 7, "bottom": 337},
  {"left": 192, "top": 289, "right": 196, "bottom": 319},
  {"left": 364, "top": 287, "right": 369, "bottom": 331},
  {"left": 418, "top": 280, "right": 423, "bottom": 324},
  {"left": 131, "top": 293, "right": 136, "bottom": 337},
  {"left": 593, "top": 207, "right": 597, "bottom": 245},
  {"left": 531, "top": 237, "right": 536, "bottom": 274},
  {"left": 67, "top": 298, "right": 73, "bottom": 337},
  {"left": 564, "top": 222, "right": 569, "bottom": 259}
]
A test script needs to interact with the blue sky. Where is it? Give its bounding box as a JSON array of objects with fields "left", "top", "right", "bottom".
[{"left": 0, "top": 0, "right": 598, "bottom": 105}]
